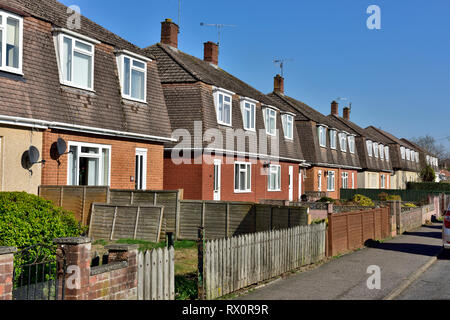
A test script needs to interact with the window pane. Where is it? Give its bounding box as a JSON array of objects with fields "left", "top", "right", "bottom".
[
  {"left": 223, "top": 103, "right": 230, "bottom": 124},
  {"left": 235, "top": 164, "right": 239, "bottom": 190},
  {"left": 75, "top": 40, "right": 92, "bottom": 52},
  {"left": 133, "top": 59, "right": 145, "bottom": 69},
  {"left": 123, "top": 57, "right": 131, "bottom": 95},
  {"left": 218, "top": 94, "right": 224, "bottom": 122},
  {"left": 240, "top": 170, "right": 245, "bottom": 190},
  {"left": 131, "top": 69, "right": 145, "bottom": 100},
  {"left": 251, "top": 105, "right": 255, "bottom": 129},
  {"left": 62, "top": 37, "right": 72, "bottom": 81},
  {"left": 6, "top": 17, "right": 19, "bottom": 68},
  {"left": 81, "top": 147, "right": 99, "bottom": 154},
  {"left": 68, "top": 146, "right": 78, "bottom": 185},
  {"left": 102, "top": 149, "right": 110, "bottom": 186},
  {"left": 73, "top": 51, "right": 92, "bottom": 88},
  {"left": 246, "top": 165, "right": 251, "bottom": 190},
  {"left": 0, "top": 29, "right": 2, "bottom": 67}
]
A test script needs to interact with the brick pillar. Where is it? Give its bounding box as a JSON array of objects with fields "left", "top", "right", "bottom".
[
  {"left": 54, "top": 237, "right": 91, "bottom": 300},
  {"left": 0, "top": 247, "right": 16, "bottom": 300},
  {"left": 105, "top": 244, "right": 139, "bottom": 300},
  {"left": 387, "top": 201, "right": 397, "bottom": 237}
]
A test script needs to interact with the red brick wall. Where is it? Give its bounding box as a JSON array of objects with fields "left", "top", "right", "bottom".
[
  {"left": 305, "top": 166, "right": 358, "bottom": 199},
  {"left": 42, "top": 130, "right": 164, "bottom": 189},
  {"left": 164, "top": 154, "right": 304, "bottom": 202},
  {"left": 0, "top": 251, "right": 14, "bottom": 300}
]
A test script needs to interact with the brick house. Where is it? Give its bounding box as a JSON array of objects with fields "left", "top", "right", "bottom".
[
  {"left": 147, "top": 20, "right": 308, "bottom": 202},
  {"left": 268, "top": 77, "right": 361, "bottom": 200},
  {"left": 365, "top": 126, "right": 420, "bottom": 189},
  {"left": 0, "top": 0, "right": 174, "bottom": 194},
  {"left": 401, "top": 138, "right": 440, "bottom": 182},
  {"left": 328, "top": 107, "right": 394, "bottom": 189}
]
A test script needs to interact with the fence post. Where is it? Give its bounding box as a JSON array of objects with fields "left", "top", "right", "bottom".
[
  {"left": 327, "top": 212, "right": 333, "bottom": 257},
  {"left": 197, "top": 228, "right": 205, "bottom": 300},
  {"left": 166, "top": 232, "right": 174, "bottom": 248},
  {"left": 0, "top": 247, "right": 16, "bottom": 300}
]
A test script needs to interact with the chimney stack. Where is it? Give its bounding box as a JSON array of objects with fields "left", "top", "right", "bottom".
[
  {"left": 274, "top": 74, "right": 284, "bottom": 94},
  {"left": 343, "top": 107, "right": 350, "bottom": 120},
  {"left": 161, "top": 19, "right": 179, "bottom": 48},
  {"left": 204, "top": 41, "right": 219, "bottom": 66},
  {"left": 331, "top": 101, "right": 339, "bottom": 116}
]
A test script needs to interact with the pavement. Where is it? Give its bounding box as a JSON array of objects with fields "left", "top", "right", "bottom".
[{"left": 237, "top": 223, "right": 444, "bottom": 300}]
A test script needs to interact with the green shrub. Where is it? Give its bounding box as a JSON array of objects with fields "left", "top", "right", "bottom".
[
  {"left": 402, "top": 202, "right": 417, "bottom": 208},
  {"left": 351, "top": 194, "right": 375, "bottom": 207},
  {"left": 317, "top": 197, "right": 335, "bottom": 203},
  {"left": 407, "top": 182, "right": 450, "bottom": 192},
  {"left": 419, "top": 165, "right": 436, "bottom": 182},
  {"left": 0, "top": 192, "right": 86, "bottom": 263},
  {"left": 378, "top": 192, "right": 402, "bottom": 201}
]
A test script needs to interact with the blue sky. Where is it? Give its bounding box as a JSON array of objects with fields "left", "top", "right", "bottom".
[{"left": 60, "top": 0, "right": 450, "bottom": 151}]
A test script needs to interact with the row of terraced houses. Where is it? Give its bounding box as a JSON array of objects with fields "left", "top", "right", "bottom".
[{"left": 0, "top": 0, "right": 440, "bottom": 202}]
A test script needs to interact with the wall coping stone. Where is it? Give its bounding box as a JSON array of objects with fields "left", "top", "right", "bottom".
[
  {"left": 90, "top": 261, "right": 128, "bottom": 276},
  {"left": 105, "top": 244, "right": 139, "bottom": 251},
  {"left": 0, "top": 247, "right": 17, "bottom": 255},
  {"left": 54, "top": 237, "right": 92, "bottom": 245}
]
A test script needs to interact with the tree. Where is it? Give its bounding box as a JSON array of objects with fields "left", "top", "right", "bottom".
[
  {"left": 419, "top": 165, "right": 436, "bottom": 182},
  {"left": 411, "top": 135, "right": 448, "bottom": 159}
]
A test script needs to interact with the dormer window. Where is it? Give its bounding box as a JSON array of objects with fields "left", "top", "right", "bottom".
[
  {"left": 339, "top": 132, "right": 347, "bottom": 152},
  {"left": 318, "top": 126, "right": 327, "bottom": 147},
  {"left": 241, "top": 99, "right": 256, "bottom": 131},
  {"left": 282, "top": 114, "right": 294, "bottom": 140},
  {"left": 373, "top": 142, "right": 379, "bottom": 158},
  {"left": 348, "top": 135, "right": 355, "bottom": 154},
  {"left": 54, "top": 30, "right": 98, "bottom": 91},
  {"left": 367, "top": 140, "right": 373, "bottom": 157},
  {"left": 330, "top": 130, "right": 337, "bottom": 149},
  {"left": 406, "top": 149, "right": 411, "bottom": 161},
  {"left": 213, "top": 89, "right": 233, "bottom": 126},
  {"left": 379, "top": 144, "right": 384, "bottom": 159},
  {"left": 0, "top": 10, "right": 23, "bottom": 75},
  {"left": 401, "top": 147, "right": 406, "bottom": 160},
  {"left": 117, "top": 52, "right": 149, "bottom": 103},
  {"left": 385, "top": 146, "right": 390, "bottom": 161},
  {"left": 263, "top": 107, "right": 277, "bottom": 136}
]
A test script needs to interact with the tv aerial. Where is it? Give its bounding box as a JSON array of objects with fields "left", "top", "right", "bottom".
[
  {"left": 336, "top": 97, "right": 352, "bottom": 111},
  {"left": 273, "top": 58, "right": 293, "bottom": 78},
  {"left": 200, "top": 22, "right": 237, "bottom": 46}
]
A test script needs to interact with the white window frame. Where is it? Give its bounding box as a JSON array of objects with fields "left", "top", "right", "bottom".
[
  {"left": 339, "top": 133, "right": 347, "bottom": 152},
  {"left": 234, "top": 161, "right": 251, "bottom": 193},
  {"left": 327, "top": 171, "right": 335, "bottom": 192},
  {"left": 0, "top": 10, "right": 23, "bottom": 75},
  {"left": 351, "top": 172, "right": 355, "bottom": 189},
  {"left": 263, "top": 107, "right": 277, "bottom": 136},
  {"left": 117, "top": 53, "right": 148, "bottom": 103},
  {"left": 213, "top": 88, "right": 233, "bottom": 127},
  {"left": 282, "top": 114, "right": 294, "bottom": 140},
  {"left": 379, "top": 144, "right": 384, "bottom": 160},
  {"left": 330, "top": 130, "right": 337, "bottom": 150},
  {"left": 385, "top": 146, "right": 390, "bottom": 161},
  {"left": 318, "top": 126, "right": 327, "bottom": 147},
  {"left": 373, "top": 142, "right": 379, "bottom": 158},
  {"left": 348, "top": 135, "right": 355, "bottom": 154},
  {"left": 240, "top": 99, "right": 256, "bottom": 131},
  {"left": 367, "top": 140, "right": 373, "bottom": 157},
  {"left": 56, "top": 32, "right": 95, "bottom": 91},
  {"left": 318, "top": 170, "right": 322, "bottom": 192},
  {"left": 268, "top": 164, "right": 282, "bottom": 192},
  {"left": 406, "top": 149, "right": 411, "bottom": 161},
  {"left": 401, "top": 147, "right": 406, "bottom": 160},
  {"left": 381, "top": 174, "right": 386, "bottom": 189},
  {"left": 67, "top": 141, "right": 111, "bottom": 186},
  {"left": 342, "top": 172, "right": 348, "bottom": 189},
  {"left": 135, "top": 148, "right": 147, "bottom": 190}
]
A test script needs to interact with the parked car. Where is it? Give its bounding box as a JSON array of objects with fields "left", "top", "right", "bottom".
[{"left": 443, "top": 206, "right": 450, "bottom": 250}]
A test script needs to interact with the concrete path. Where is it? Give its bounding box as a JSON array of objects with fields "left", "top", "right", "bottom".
[{"left": 237, "top": 223, "right": 443, "bottom": 300}]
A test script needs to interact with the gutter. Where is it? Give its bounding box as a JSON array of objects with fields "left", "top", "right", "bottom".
[
  {"left": 0, "top": 115, "right": 177, "bottom": 143},
  {"left": 312, "top": 162, "right": 363, "bottom": 170}
]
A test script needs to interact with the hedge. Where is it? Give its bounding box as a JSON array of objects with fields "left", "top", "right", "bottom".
[{"left": 407, "top": 182, "right": 450, "bottom": 192}]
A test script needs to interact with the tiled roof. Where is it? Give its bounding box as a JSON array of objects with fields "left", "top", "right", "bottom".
[{"left": 365, "top": 126, "right": 412, "bottom": 148}]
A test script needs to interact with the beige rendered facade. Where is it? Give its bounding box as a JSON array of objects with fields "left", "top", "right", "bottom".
[
  {"left": 0, "top": 125, "right": 43, "bottom": 195},
  {"left": 391, "top": 170, "right": 420, "bottom": 190}
]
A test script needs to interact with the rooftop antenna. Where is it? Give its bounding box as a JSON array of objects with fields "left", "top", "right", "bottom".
[
  {"left": 274, "top": 58, "right": 293, "bottom": 78},
  {"left": 178, "top": 0, "right": 181, "bottom": 26},
  {"left": 200, "top": 22, "right": 237, "bottom": 46}
]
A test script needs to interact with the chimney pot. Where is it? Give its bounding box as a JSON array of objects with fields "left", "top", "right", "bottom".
[
  {"left": 331, "top": 101, "right": 339, "bottom": 116},
  {"left": 274, "top": 74, "right": 284, "bottom": 94},
  {"left": 204, "top": 41, "right": 219, "bottom": 66},
  {"left": 161, "top": 19, "right": 179, "bottom": 48},
  {"left": 343, "top": 107, "right": 350, "bottom": 120}
]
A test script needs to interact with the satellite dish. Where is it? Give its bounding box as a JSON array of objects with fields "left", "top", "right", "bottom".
[
  {"left": 57, "top": 138, "right": 67, "bottom": 156},
  {"left": 28, "top": 146, "right": 40, "bottom": 164}
]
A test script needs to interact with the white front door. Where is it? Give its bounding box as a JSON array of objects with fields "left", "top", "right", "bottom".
[
  {"left": 135, "top": 148, "right": 147, "bottom": 190},
  {"left": 299, "top": 168, "right": 302, "bottom": 201},
  {"left": 213, "top": 159, "right": 221, "bottom": 201},
  {"left": 289, "top": 166, "right": 294, "bottom": 202}
]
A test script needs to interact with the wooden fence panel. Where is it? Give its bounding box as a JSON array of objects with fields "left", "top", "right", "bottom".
[
  {"left": 137, "top": 247, "right": 174, "bottom": 300},
  {"left": 203, "top": 223, "right": 326, "bottom": 300}
]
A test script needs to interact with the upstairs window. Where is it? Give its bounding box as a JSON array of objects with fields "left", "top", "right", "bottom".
[
  {"left": 339, "top": 133, "right": 347, "bottom": 152},
  {"left": 330, "top": 130, "right": 337, "bottom": 149},
  {"left": 241, "top": 100, "right": 256, "bottom": 131},
  {"left": 264, "top": 107, "right": 277, "bottom": 136},
  {"left": 56, "top": 33, "right": 95, "bottom": 90},
  {"left": 406, "top": 149, "right": 411, "bottom": 161},
  {"left": 367, "top": 140, "right": 373, "bottom": 157},
  {"left": 401, "top": 147, "right": 406, "bottom": 160},
  {"left": 117, "top": 53, "right": 148, "bottom": 103},
  {"left": 214, "top": 89, "right": 232, "bottom": 126},
  {"left": 385, "top": 146, "right": 390, "bottom": 161},
  {"left": 373, "top": 142, "right": 379, "bottom": 158},
  {"left": 282, "top": 114, "right": 294, "bottom": 140},
  {"left": 0, "top": 11, "right": 23, "bottom": 74},
  {"left": 348, "top": 135, "right": 355, "bottom": 154},
  {"left": 415, "top": 152, "right": 419, "bottom": 163},
  {"left": 318, "top": 126, "right": 327, "bottom": 147},
  {"left": 379, "top": 144, "right": 384, "bottom": 160},
  {"left": 268, "top": 165, "right": 281, "bottom": 191}
]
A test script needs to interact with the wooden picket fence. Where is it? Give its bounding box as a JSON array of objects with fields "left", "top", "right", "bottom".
[
  {"left": 202, "top": 223, "right": 327, "bottom": 300},
  {"left": 137, "top": 247, "right": 175, "bottom": 300}
]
